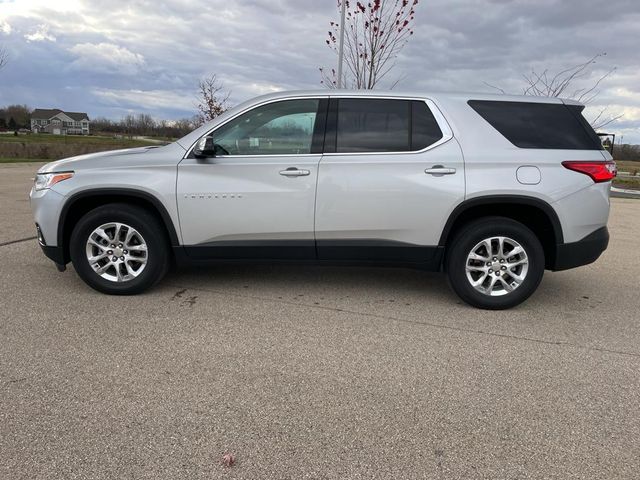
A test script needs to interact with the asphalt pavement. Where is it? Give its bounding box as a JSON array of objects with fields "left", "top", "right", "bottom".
[{"left": 1, "top": 162, "right": 639, "bottom": 479}]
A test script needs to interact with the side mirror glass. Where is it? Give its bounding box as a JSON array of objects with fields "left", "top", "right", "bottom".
[{"left": 193, "top": 135, "right": 217, "bottom": 158}]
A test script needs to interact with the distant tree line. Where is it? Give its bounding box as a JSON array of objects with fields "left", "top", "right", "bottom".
[
  {"left": 0, "top": 72, "right": 231, "bottom": 138},
  {"left": 614, "top": 144, "right": 640, "bottom": 161},
  {"left": 90, "top": 114, "right": 200, "bottom": 138},
  {"left": 0, "top": 104, "right": 31, "bottom": 130},
  {"left": 0, "top": 104, "right": 200, "bottom": 138}
]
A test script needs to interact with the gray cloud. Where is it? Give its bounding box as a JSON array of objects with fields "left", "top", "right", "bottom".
[{"left": 0, "top": 0, "right": 638, "bottom": 141}]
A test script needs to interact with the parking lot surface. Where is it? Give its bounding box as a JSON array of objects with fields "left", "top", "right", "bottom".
[{"left": 1, "top": 162, "right": 639, "bottom": 479}]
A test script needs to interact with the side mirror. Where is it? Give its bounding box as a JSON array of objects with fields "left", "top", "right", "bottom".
[{"left": 193, "top": 135, "right": 217, "bottom": 158}]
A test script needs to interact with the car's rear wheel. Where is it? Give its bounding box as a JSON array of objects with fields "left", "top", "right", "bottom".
[
  {"left": 70, "top": 204, "right": 169, "bottom": 294},
  {"left": 446, "top": 217, "right": 544, "bottom": 309}
]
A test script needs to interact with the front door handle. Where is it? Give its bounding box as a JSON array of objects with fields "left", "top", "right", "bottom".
[
  {"left": 279, "top": 168, "right": 310, "bottom": 177},
  {"left": 425, "top": 165, "right": 456, "bottom": 176}
]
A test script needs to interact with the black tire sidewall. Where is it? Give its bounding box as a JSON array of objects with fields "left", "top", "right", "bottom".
[
  {"left": 70, "top": 204, "right": 169, "bottom": 295},
  {"left": 446, "top": 217, "right": 545, "bottom": 310}
]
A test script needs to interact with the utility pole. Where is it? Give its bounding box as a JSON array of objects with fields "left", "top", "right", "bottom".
[{"left": 336, "top": 0, "right": 346, "bottom": 89}]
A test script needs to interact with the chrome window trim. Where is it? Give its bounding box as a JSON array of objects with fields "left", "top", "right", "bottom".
[
  {"left": 183, "top": 94, "right": 454, "bottom": 159},
  {"left": 186, "top": 153, "right": 323, "bottom": 160}
]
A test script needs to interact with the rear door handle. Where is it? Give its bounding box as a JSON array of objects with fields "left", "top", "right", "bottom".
[
  {"left": 279, "top": 168, "right": 310, "bottom": 177},
  {"left": 425, "top": 165, "right": 456, "bottom": 176}
]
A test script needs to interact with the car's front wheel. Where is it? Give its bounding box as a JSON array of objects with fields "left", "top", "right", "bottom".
[
  {"left": 446, "top": 217, "right": 545, "bottom": 310},
  {"left": 70, "top": 204, "right": 169, "bottom": 294}
]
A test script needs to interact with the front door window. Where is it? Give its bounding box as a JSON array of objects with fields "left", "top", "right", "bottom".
[{"left": 212, "top": 99, "right": 319, "bottom": 156}]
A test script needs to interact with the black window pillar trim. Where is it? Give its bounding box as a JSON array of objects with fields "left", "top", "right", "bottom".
[
  {"left": 310, "top": 98, "right": 329, "bottom": 154},
  {"left": 324, "top": 97, "right": 338, "bottom": 154}
]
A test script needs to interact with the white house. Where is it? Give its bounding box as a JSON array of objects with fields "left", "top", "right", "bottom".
[{"left": 31, "top": 109, "right": 90, "bottom": 135}]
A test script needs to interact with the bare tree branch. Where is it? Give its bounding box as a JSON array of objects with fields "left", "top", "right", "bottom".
[
  {"left": 483, "top": 81, "right": 506, "bottom": 95},
  {"left": 320, "top": 0, "right": 419, "bottom": 89},
  {"left": 484, "top": 53, "right": 622, "bottom": 129},
  {"left": 576, "top": 66, "right": 616, "bottom": 103},
  {"left": 389, "top": 73, "right": 408, "bottom": 90},
  {"left": 515, "top": 54, "right": 615, "bottom": 102},
  {"left": 592, "top": 114, "right": 623, "bottom": 130},
  {"left": 590, "top": 106, "right": 624, "bottom": 130},
  {"left": 0, "top": 46, "right": 8, "bottom": 71}
]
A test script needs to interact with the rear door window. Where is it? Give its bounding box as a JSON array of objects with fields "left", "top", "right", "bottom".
[
  {"left": 333, "top": 99, "right": 444, "bottom": 153},
  {"left": 336, "top": 99, "right": 410, "bottom": 153}
]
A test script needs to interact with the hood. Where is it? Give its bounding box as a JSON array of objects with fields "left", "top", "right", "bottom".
[{"left": 38, "top": 143, "right": 186, "bottom": 173}]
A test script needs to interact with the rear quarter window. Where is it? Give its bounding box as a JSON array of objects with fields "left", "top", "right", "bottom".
[
  {"left": 468, "top": 100, "right": 603, "bottom": 150},
  {"left": 411, "top": 100, "right": 443, "bottom": 150}
]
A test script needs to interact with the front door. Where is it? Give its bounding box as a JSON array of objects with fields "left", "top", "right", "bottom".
[
  {"left": 315, "top": 97, "right": 464, "bottom": 265},
  {"left": 177, "top": 97, "right": 326, "bottom": 260}
]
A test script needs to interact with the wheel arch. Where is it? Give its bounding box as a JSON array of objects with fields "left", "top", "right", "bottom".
[
  {"left": 439, "top": 195, "right": 563, "bottom": 269},
  {"left": 58, "top": 188, "right": 180, "bottom": 264}
]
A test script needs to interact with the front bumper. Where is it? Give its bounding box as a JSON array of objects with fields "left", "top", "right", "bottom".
[
  {"left": 39, "top": 243, "right": 67, "bottom": 271},
  {"left": 35, "top": 222, "right": 67, "bottom": 271},
  {"left": 550, "top": 226, "right": 609, "bottom": 271},
  {"left": 31, "top": 186, "right": 68, "bottom": 271},
  {"left": 30, "top": 187, "right": 65, "bottom": 247}
]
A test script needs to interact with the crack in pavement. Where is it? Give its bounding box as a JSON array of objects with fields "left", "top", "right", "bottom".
[
  {"left": 1, "top": 239, "right": 636, "bottom": 359},
  {"left": 0, "top": 236, "right": 37, "bottom": 247},
  {"left": 166, "top": 282, "right": 640, "bottom": 360}
]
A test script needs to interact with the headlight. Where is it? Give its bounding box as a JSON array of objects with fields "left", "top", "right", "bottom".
[{"left": 34, "top": 172, "right": 74, "bottom": 191}]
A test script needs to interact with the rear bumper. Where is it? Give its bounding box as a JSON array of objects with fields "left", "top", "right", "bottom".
[{"left": 550, "top": 226, "right": 609, "bottom": 271}]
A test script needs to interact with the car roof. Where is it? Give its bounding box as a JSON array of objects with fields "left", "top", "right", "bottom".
[
  {"left": 176, "top": 89, "right": 581, "bottom": 150},
  {"left": 242, "top": 89, "right": 577, "bottom": 105}
]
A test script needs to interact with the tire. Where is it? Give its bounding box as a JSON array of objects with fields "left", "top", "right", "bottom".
[
  {"left": 69, "top": 203, "right": 170, "bottom": 295},
  {"left": 445, "top": 216, "right": 544, "bottom": 310}
]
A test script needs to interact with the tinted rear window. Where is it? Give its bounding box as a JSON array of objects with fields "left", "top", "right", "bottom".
[{"left": 468, "top": 100, "right": 603, "bottom": 150}]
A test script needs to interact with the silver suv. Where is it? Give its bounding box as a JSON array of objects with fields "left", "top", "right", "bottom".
[{"left": 30, "top": 91, "right": 615, "bottom": 309}]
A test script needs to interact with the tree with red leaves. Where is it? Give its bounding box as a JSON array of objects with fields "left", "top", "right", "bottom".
[
  {"left": 196, "top": 74, "right": 230, "bottom": 125},
  {"left": 320, "top": 0, "right": 419, "bottom": 89}
]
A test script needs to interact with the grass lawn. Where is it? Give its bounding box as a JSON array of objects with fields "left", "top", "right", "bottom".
[
  {"left": 615, "top": 160, "right": 640, "bottom": 174},
  {"left": 0, "top": 133, "right": 166, "bottom": 161},
  {"left": 613, "top": 176, "right": 640, "bottom": 190},
  {"left": 0, "top": 133, "right": 156, "bottom": 147},
  {"left": 0, "top": 157, "right": 47, "bottom": 163},
  {"left": 613, "top": 160, "right": 640, "bottom": 190}
]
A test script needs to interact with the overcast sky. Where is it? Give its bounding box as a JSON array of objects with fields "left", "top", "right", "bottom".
[{"left": 1, "top": 0, "right": 639, "bottom": 142}]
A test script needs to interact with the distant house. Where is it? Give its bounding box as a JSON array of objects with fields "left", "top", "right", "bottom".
[{"left": 31, "top": 109, "right": 90, "bottom": 135}]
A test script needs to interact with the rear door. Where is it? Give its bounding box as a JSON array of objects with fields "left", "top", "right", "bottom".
[
  {"left": 315, "top": 97, "right": 464, "bottom": 265},
  {"left": 177, "top": 97, "right": 327, "bottom": 260}
]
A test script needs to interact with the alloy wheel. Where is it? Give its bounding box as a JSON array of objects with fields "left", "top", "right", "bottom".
[
  {"left": 85, "top": 222, "right": 148, "bottom": 282},
  {"left": 465, "top": 236, "right": 529, "bottom": 296}
]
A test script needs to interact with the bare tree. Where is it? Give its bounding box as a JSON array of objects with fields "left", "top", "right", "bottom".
[
  {"left": 320, "top": 0, "right": 419, "bottom": 89},
  {"left": 484, "top": 53, "right": 622, "bottom": 129},
  {"left": 0, "top": 46, "right": 7, "bottom": 71},
  {"left": 196, "top": 74, "right": 230, "bottom": 125}
]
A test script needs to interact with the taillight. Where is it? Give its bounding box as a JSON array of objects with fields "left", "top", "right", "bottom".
[{"left": 561, "top": 161, "right": 617, "bottom": 183}]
